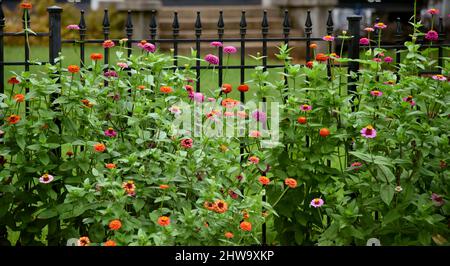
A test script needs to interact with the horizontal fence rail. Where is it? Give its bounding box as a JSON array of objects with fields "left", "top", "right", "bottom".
[{"left": 0, "top": 3, "right": 448, "bottom": 246}]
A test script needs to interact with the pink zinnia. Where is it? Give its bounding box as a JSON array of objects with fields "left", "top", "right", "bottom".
[
  {"left": 207, "top": 97, "right": 216, "bottom": 102},
  {"left": 181, "top": 138, "right": 193, "bottom": 149},
  {"left": 310, "top": 198, "right": 324, "bottom": 208},
  {"left": 300, "top": 104, "right": 312, "bottom": 112},
  {"left": 322, "top": 35, "right": 335, "bottom": 42},
  {"left": 431, "top": 193, "right": 445, "bottom": 206},
  {"left": 224, "top": 111, "right": 234, "bottom": 117},
  {"left": 67, "top": 24, "right": 80, "bottom": 30},
  {"left": 249, "top": 130, "right": 261, "bottom": 138},
  {"left": 104, "top": 128, "right": 117, "bottom": 138},
  {"left": 248, "top": 156, "right": 260, "bottom": 164},
  {"left": 210, "top": 41, "right": 223, "bottom": 47},
  {"left": 143, "top": 43, "right": 156, "bottom": 53},
  {"left": 360, "top": 125, "right": 377, "bottom": 138},
  {"left": 425, "top": 30, "right": 439, "bottom": 41},
  {"left": 432, "top": 74, "right": 447, "bottom": 81},
  {"left": 103, "top": 40, "right": 115, "bottom": 48},
  {"left": 364, "top": 27, "right": 375, "bottom": 32},
  {"left": 104, "top": 70, "right": 118, "bottom": 78},
  {"left": 350, "top": 162, "right": 363, "bottom": 171},
  {"left": 169, "top": 105, "right": 182, "bottom": 115},
  {"left": 359, "top": 37, "right": 370, "bottom": 45},
  {"left": 427, "top": 8, "right": 440, "bottom": 15},
  {"left": 370, "top": 90, "right": 383, "bottom": 97},
  {"left": 384, "top": 56, "right": 393, "bottom": 63},
  {"left": 373, "top": 58, "right": 382, "bottom": 63},
  {"left": 117, "top": 62, "right": 128, "bottom": 69},
  {"left": 403, "top": 96, "right": 416, "bottom": 106},
  {"left": 223, "top": 46, "right": 237, "bottom": 54},
  {"left": 251, "top": 110, "right": 267, "bottom": 123},
  {"left": 374, "top": 22, "right": 387, "bottom": 29},
  {"left": 193, "top": 92, "right": 205, "bottom": 103},
  {"left": 237, "top": 111, "right": 247, "bottom": 118},
  {"left": 205, "top": 54, "right": 219, "bottom": 65},
  {"left": 39, "top": 174, "right": 54, "bottom": 184}
]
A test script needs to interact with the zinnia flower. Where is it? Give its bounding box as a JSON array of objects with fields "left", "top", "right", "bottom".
[
  {"left": 431, "top": 193, "right": 445, "bottom": 206},
  {"left": 105, "top": 163, "right": 116, "bottom": 169},
  {"left": 395, "top": 186, "right": 403, "bottom": 192},
  {"left": 20, "top": 2, "right": 32, "bottom": 9},
  {"left": 374, "top": 22, "right": 387, "bottom": 29},
  {"left": 221, "top": 84, "right": 232, "bottom": 94},
  {"left": 300, "top": 104, "right": 312, "bottom": 112},
  {"left": 169, "top": 105, "right": 182, "bottom": 115},
  {"left": 158, "top": 216, "right": 170, "bottom": 226},
  {"left": 364, "top": 27, "right": 375, "bottom": 32},
  {"left": 251, "top": 110, "right": 267, "bottom": 123},
  {"left": 425, "top": 30, "right": 439, "bottom": 41},
  {"left": 240, "top": 221, "right": 252, "bottom": 231},
  {"left": 210, "top": 41, "right": 223, "bottom": 47},
  {"left": 39, "top": 173, "right": 54, "bottom": 184},
  {"left": 237, "top": 84, "right": 249, "bottom": 92},
  {"left": 181, "top": 138, "right": 193, "bottom": 149},
  {"left": 432, "top": 74, "right": 447, "bottom": 81},
  {"left": 94, "top": 143, "right": 106, "bottom": 152},
  {"left": 8, "top": 76, "right": 20, "bottom": 85},
  {"left": 427, "top": 8, "right": 440, "bottom": 15},
  {"left": 141, "top": 43, "right": 156, "bottom": 53},
  {"left": 360, "top": 125, "right": 377, "bottom": 138},
  {"left": 258, "top": 176, "right": 270, "bottom": 185},
  {"left": 310, "top": 198, "right": 324, "bottom": 208},
  {"left": 159, "top": 184, "right": 169, "bottom": 189},
  {"left": 249, "top": 130, "right": 261, "bottom": 138},
  {"left": 104, "top": 128, "right": 117, "bottom": 138},
  {"left": 297, "top": 116, "right": 307, "bottom": 124},
  {"left": 237, "top": 111, "right": 247, "bottom": 118},
  {"left": 223, "top": 46, "right": 237, "bottom": 54},
  {"left": 68, "top": 65, "right": 80, "bottom": 74},
  {"left": 359, "top": 37, "right": 370, "bottom": 45},
  {"left": 350, "top": 162, "right": 362, "bottom": 171},
  {"left": 384, "top": 56, "right": 393, "bottom": 63},
  {"left": 109, "top": 219, "right": 122, "bottom": 230},
  {"left": 322, "top": 35, "right": 335, "bottom": 41},
  {"left": 205, "top": 54, "right": 219, "bottom": 65},
  {"left": 104, "top": 70, "right": 118, "bottom": 78},
  {"left": 122, "top": 180, "right": 136, "bottom": 196},
  {"left": 160, "top": 86, "right": 173, "bottom": 94},
  {"left": 309, "top": 43, "right": 317, "bottom": 49},
  {"left": 249, "top": 156, "right": 259, "bottom": 164},
  {"left": 6, "top": 114, "right": 21, "bottom": 125},
  {"left": 373, "top": 58, "right": 382, "bottom": 63},
  {"left": 137, "top": 85, "right": 145, "bottom": 90},
  {"left": 284, "top": 178, "right": 297, "bottom": 188},
  {"left": 90, "top": 53, "right": 103, "bottom": 61},
  {"left": 402, "top": 95, "right": 416, "bottom": 106},
  {"left": 193, "top": 92, "right": 205, "bottom": 103},
  {"left": 104, "top": 240, "right": 116, "bottom": 246},
  {"left": 214, "top": 200, "right": 228, "bottom": 214},
  {"left": 370, "top": 90, "right": 383, "bottom": 97},
  {"left": 103, "top": 40, "right": 115, "bottom": 48},
  {"left": 224, "top": 232, "right": 234, "bottom": 239},
  {"left": 66, "top": 24, "right": 80, "bottom": 30},
  {"left": 77, "top": 236, "right": 90, "bottom": 246},
  {"left": 117, "top": 62, "right": 128, "bottom": 69},
  {"left": 315, "top": 53, "right": 328, "bottom": 62},
  {"left": 13, "top": 94, "right": 25, "bottom": 103},
  {"left": 306, "top": 61, "right": 314, "bottom": 69}
]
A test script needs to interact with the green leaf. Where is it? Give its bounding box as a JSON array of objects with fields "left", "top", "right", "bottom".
[
  {"left": 382, "top": 209, "right": 401, "bottom": 225},
  {"left": 380, "top": 184, "right": 395, "bottom": 206},
  {"left": 38, "top": 151, "right": 50, "bottom": 166},
  {"left": 133, "top": 199, "right": 145, "bottom": 212},
  {"left": 16, "top": 134, "right": 26, "bottom": 150},
  {"left": 37, "top": 208, "right": 58, "bottom": 219},
  {"left": 88, "top": 223, "right": 105, "bottom": 243}
]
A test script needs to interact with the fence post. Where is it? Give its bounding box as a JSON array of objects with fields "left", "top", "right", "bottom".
[
  {"left": 48, "top": 6, "right": 62, "bottom": 65},
  {"left": 47, "top": 6, "right": 62, "bottom": 246},
  {"left": 347, "top": 15, "right": 361, "bottom": 109},
  {"left": 0, "top": 2, "right": 4, "bottom": 95}
]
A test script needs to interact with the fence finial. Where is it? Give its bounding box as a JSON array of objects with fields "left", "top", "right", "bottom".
[
  {"left": 172, "top": 11, "right": 179, "bottom": 34},
  {"left": 240, "top": 10, "right": 247, "bottom": 30},
  {"left": 326, "top": 10, "right": 333, "bottom": 35},
  {"left": 395, "top": 17, "right": 402, "bottom": 40},
  {"left": 262, "top": 10, "right": 269, "bottom": 30},
  {"left": 195, "top": 11, "right": 202, "bottom": 35},
  {"left": 217, "top": 10, "right": 224, "bottom": 29},
  {"left": 149, "top": 9, "right": 157, "bottom": 40},
  {"left": 79, "top": 10, "right": 86, "bottom": 30},
  {"left": 305, "top": 10, "right": 312, "bottom": 32},
  {"left": 103, "top": 9, "right": 110, "bottom": 28},
  {"left": 438, "top": 16, "right": 444, "bottom": 38},
  {"left": 126, "top": 10, "right": 133, "bottom": 36},
  {"left": 283, "top": 9, "right": 290, "bottom": 34}
]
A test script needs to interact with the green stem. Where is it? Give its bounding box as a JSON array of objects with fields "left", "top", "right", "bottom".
[{"left": 271, "top": 187, "right": 289, "bottom": 208}]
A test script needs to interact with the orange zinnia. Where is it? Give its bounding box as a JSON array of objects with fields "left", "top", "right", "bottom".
[
  {"left": 20, "top": 2, "right": 32, "bottom": 9},
  {"left": 224, "top": 232, "right": 234, "bottom": 239},
  {"left": 90, "top": 53, "right": 103, "bottom": 61},
  {"left": 13, "top": 94, "right": 25, "bottom": 103},
  {"left": 204, "top": 201, "right": 216, "bottom": 211},
  {"left": 237, "top": 84, "right": 249, "bottom": 92},
  {"left": 6, "top": 114, "right": 21, "bottom": 125},
  {"left": 221, "top": 98, "right": 239, "bottom": 108},
  {"left": 81, "top": 99, "right": 94, "bottom": 108},
  {"left": 158, "top": 216, "right": 170, "bottom": 226},
  {"left": 221, "top": 83, "right": 232, "bottom": 94},
  {"left": 109, "top": 219, "right": 122, "bottom": 230},
  {"left": 240, "top": 221, "right": 252, "bottom": 231},
  {"left": 284, "top": 178, "right": 298, "bottom": 188},
  {"left": 213, "top": 200, "right": 228, "bottom": 214},
  {"left": 315, "top": 53, "right": 328, "bottom": 62},
  {"left": 160, "top": 86, "right": 173, "bottom": 94},
  {"left": 258, "top": 176, "right": 270, "bottom": 185},
  {"left": 242, "top": 211, "right": 250, "bottom": 220},
  {"left": 105, "top": 163, "right": 116, "bottom": 169},
  {"left": 309, "top": 43, "right": 318, "bottom": 49},
  {"left": 159, "top": 184, "right": 169, "bottom": 189},
  {"left": 104, "top": 240, "right": 117, "bottom": 246},
  {"left": 137, "top": 85, "right": 145, "bottom": 90},
  {"left": 94, "top": 143, "right": 106, "bottom": 152},
  {"left": 297, "top": 116, "right": 307, "bottom": 124},
  {"left": 68, "top": 65, "right": 80, "bottom": 74},
  {"left": 77, "top": 236, "right": 90, "bottom": 246},
  {"left": 8, "top": 76, "right": 20, "bottom": 85}
]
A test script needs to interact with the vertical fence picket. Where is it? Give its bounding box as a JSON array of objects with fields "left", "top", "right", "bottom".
[
  {"left": 172, "top": 11, "right": 179, "bottom": 68},
  {"left": 22, "top": 8, "right": 30, "bottom": 115},
  {"left": 347, "top": 16, "right": 361, "bottom": 110},
  {"left": 395, "top": 17, "right": 402, "bottom": 67},
  {"left": 150, "top": 10, "right": 157, "bottom": 43},
  {"left": 282, "top": 9, "right": 290, "bottom": 103},
  {"left": 326, "top": 10, "right": 333, "bottom": 80},
  {"left": 305, "top": 10, "right": 312, "bottom": 62},
  {"left": 78, "top": 10, "right": 86, "bottom": 68},
  {"left": 125, "top": 10, "right": 133, "bottom": 58},
  {"left": 102, "top": 9, "right": 110, "bottom": 66},
  {"left": 195, "top": 12, "right": 202, "bottom": 92},
  {"left": 437, "top": 17, "right": 444, "bottom": 69},
  {"left": 239, "top": 10, "right": 246, "bottom": 159},
  {"left": 217, "top": 11, "right": 224, "bottom": 89},
  {"left": 0, "top": 2, "right": 4, "bottom": 95}
]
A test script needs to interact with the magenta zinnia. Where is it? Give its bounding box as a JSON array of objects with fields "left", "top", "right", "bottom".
[
  {"left": 204, "top": 54, "right": 219, "bottom": 65},
  {"left": 104, "top": 128, "right": 117, "bottom": 138},
  {"left": 310, "top": 198, "right": 324, "bottom": 208},
  {"left": 300, "top": 104, "right": 312, "bottom": 112},
  {"left": 360, "top": 125, "right": 377, "bottom": 138}
]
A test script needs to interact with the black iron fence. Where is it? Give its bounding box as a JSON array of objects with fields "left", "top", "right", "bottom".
[{"left": 0, "top": 3, "right": 448, "bottom": 245}]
